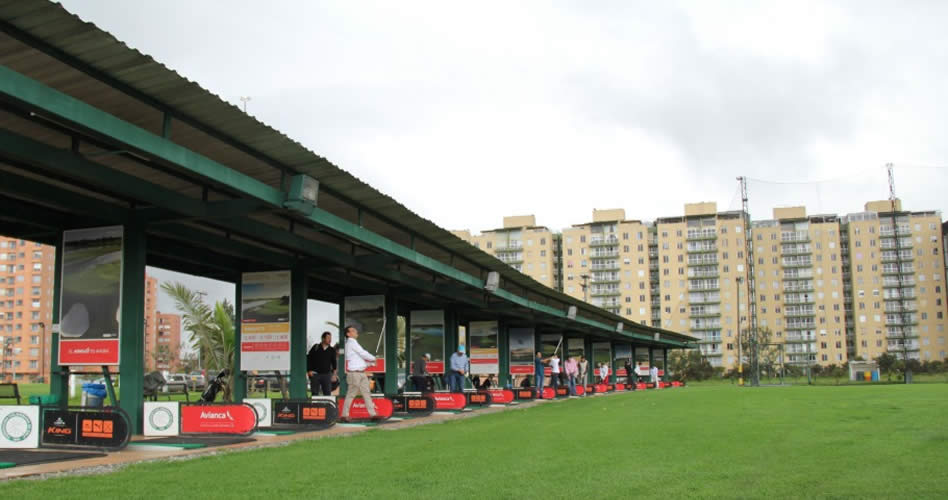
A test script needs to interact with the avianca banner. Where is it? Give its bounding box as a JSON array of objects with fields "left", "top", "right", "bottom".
[
  {"left": 425, "top": 392, "right": 467, "bottom": 411},
  {"left": 487, "top": 389, "right": 514, "bottom": 404},
  {"left": 337, "top": 396, "right": 394, "bottom": 420},
  {"left": 180, "top": 404, "right": 256, "bottom": 435},
  {"left": 240, "top": 271, "right": 291, "bottom": 371},
  {"left": 58, "top": 226, "right": 123, "bottom": 366}
]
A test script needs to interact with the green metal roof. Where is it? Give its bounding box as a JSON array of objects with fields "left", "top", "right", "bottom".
[{"left": 0, "top": 0, "right": 696, "bottom": 346}]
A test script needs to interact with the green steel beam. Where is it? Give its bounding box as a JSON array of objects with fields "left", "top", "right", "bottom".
[
  {"left": 0, "top": 64, "right": 285, "bottom": 207},
  {"left": 0, "top": 63, "right": 694, "bottom": 348},
  {"left": 290, "top": 263, "right": 308, "bottom": 398},
  {"left": 49, "top": 238, "right": 66, "bottom": 404},
  {"left": 384, "top": 294, "right": 398, "bottom": 396}
]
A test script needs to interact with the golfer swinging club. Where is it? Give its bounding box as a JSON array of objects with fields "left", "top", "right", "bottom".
[{"left": 340, "top": 325, "right": 380, "bottom": 422}]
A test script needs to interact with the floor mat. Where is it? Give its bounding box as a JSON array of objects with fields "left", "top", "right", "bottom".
[
  {"left": 130, "top": 436, "right": 255, "bottom": 449},
  {"left": 0, "top": 450, "right": 106, "bottom": 467}
]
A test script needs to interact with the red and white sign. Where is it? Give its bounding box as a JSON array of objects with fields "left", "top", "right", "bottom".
[
  {"left": 615, "top": 383, "right": 626, "bottom": 391},
  {"left": 541, "top": 387, "right": 555, "bottom": 399},
  {"left": 425, "top": 392, "right": 467, "bottom": 411},
  {"left": 240, "top": 271, "right": 291, "bottom": 371},
  {"left": 180, "top": 404, "right": 257, "bottom": 435},
  {"left": 616, "top": 368, "right": 627, "bottom": 376},
  {"left": 510, "top": 365, "right": 533, "bottom": 375},
  {"left": 59, "top": 340, "right": 119, "bottom": 365},
  {"left": 337, "top": 397, "right": 394, "bottom": 420},
  {"left": 487, "top": 389, "right": 514, "bottom": 404}
]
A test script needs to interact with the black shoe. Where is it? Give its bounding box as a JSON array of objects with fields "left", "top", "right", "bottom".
[
  {"left": 370, "top": 416, "right": 385, "bottom": 422},
  {"left": 339, "top": 417, "right": 350, "bottom": 423}
]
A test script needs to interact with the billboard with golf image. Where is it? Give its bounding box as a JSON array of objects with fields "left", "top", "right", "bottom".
[
  {"left": 58, "top": 226, "right": 123, "bottom": 365},
  {"left": 508, "top": 327, "right": 534, "bottom": 374},
  {"left": 468, "top": 321, "right": 498, "bottom": 375},
  {"left": 410, "top": 310, "right": 444, "bottom": 374},
  {"left": 344, "top": 295, "right": 385, "bottom": 373},
  {"left": 240, "top": 271, "right": 291, "bottom": 371}
]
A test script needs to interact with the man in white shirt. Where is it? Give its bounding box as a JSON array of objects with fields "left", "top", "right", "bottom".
[
  {"left": 549, "top": 353, "right": 561, "bottom": 392},
  {"left": 340, "top": 325, "right": 378, "bottom": 421},
  {"left": 650, "top": 365, "right": 659, "bottom": 388}
]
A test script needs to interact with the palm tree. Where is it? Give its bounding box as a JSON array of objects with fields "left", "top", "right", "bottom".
[{"left": 161, "top": 282, "right": 236, "bottom": 401}]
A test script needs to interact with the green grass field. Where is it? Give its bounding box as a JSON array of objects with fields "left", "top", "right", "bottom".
[{"left": 3, "top": 384, "right": 947, "bottom": 498}]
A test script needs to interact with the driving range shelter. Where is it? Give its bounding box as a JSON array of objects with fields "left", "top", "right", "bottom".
[{"left": 0, "top": 0, "right": 696, "bottom": 434}]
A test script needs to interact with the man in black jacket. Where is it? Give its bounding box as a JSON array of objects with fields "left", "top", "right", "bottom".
[{"left": 307, "top": 331, "right": 337, "bottom": 396}]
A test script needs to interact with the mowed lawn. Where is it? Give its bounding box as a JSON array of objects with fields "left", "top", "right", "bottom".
[{"left": 3, "top": 384, "right": 947, "bottom": 499}]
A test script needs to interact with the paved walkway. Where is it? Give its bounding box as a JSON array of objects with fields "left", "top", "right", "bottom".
[{"left": 1, "top": 392, "right": 632, "bottom": 481}]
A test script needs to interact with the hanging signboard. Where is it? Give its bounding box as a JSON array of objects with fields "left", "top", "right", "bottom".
[
  {"left": 143, "top": 402, "right": 179, "bottom": 437},
  {"left": 567, "top": 338, "right": 585, "bottom": 360},
  {"left": 540, "top": 334, "right": 562, "bottom": 376},
  {"left": 508, "top": 327, "right": 535, "bottom": 375},
  {"left": 614, "top": 344, "right": 632, "bottom": 376},
  {"left": 344, "top": 295, "right": 385, "bottom": 373},
  {"left": 58, "top": 226, "right": 123, "bottom": 365},
  {"left": 634, "top": 347, "right": 651, "bottom": 378},
  {"left": 652, "top": 349, "right": 666, "bottom": 376},
  {"left": 240, "top": 271, "right": 291, "bottom": 371},
  {"left": 592, "top": 342, "right": 611, "bottom": 378},
  {"left": 410, "top": 310, "right": 445, "bottom": 374},
  {"left": 468, "top": 321, "right": 499, "bottom": 374},
  {"left": 0, "top": 405, "right": 39, "bottom": 449}
]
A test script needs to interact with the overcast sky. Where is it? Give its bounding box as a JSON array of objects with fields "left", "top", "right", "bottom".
[{"left": 58, "top": 1, "right": 947, "bottom": 233}]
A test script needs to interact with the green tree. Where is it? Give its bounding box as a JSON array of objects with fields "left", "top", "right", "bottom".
[
  {"left": 161, "top": 282, "right": 236, "bottom": 401},
  {"left": 876, "top": 353, "right": 897, "bottom": 381}
]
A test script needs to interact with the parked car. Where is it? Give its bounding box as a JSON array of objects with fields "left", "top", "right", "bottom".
[
  {"left": 188, "top": 372, "right": 206, "bottom": 391},
  {"left": 164, "top": 373, "right": 188, "bottom": 393}
]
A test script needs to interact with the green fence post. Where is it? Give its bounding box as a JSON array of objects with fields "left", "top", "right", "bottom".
[
  {"left": 383, "top": 294, "right": 398, "bottom": 395},
  {"left": 498, "top": 319, "right": 510, "bottom": 388},
  {"left": 49, "top": 236, "right": 67, "bottom": 404},
  {"left": 338, "top": 303, "right": 347, "bottom": 395},
  {"left": 232, "top": 273, "right": 246, "bottom": 401}
]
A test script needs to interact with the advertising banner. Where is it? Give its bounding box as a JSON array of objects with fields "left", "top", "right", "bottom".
[
  {"left": 270, "top": 400, "right": 336, "bottom": 428},
  {"left": 179, "top": 404, "right": 257, "bottom": 435},
  {"left": 0, "top": 405, "right": 39, "bottom": 449},
  {"left": 487, "top": 389, "right": 514, "bottom": 404},
  {"left": 40, "top": 407, "right": 130, "bottom": 450},
  {"left": 424, "top": 392, "right": 467, "bottom": 411},
  {"left": 467, "top": 392, "right": 492, "bottom": 406},
  {"left": 344, "top": 295, "right": 386, "bottom": 373},
  {"left": 409, "top": 310, "right": 445, "bottom": 374},
  {"left": 567, "top": 338, "right": 585, "bottom": 360},
  {"left": 592, "top": 342, "right": 611, "bottom": 378},
  {"left": 653, "top": 349, "right": 666, "bottom": 376},
  {"left": 143, "top": 402, "right": 179, "bottom": 437},
  {"left": 508, "top": 327, "right": 535, "bottom": 375},
  {"left": 515, "top": 388, "right": 536, "bottom": 400},
  {"left": 468, "top": 321, "right": 498, "bottom": 375},
  {"left": 58, "top": 226, "right": 123, "bottom": 365},
  {"left": 391, "top": 395, "right": 435, "bottom": 416},
  {"left": 335, "top": 396, "right": 394, "bottom": 420},
  {"left": 615, "top": 343, "right": 632, "bottom": 376},
  {"left": 240, "top": 271, "right": 291, "bottom": 371},
  {"left": 634, "top": 347, "right": 650, "bottom": 377},
  {"left": 244, "top": 398, "right": 272, "bottom": 428}
]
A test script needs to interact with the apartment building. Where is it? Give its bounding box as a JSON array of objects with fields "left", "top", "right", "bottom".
[
  {"left": 655, "top": 203, "right": 747, "bottom": 366},
  {"left": 560, "top": 209, "right": 655, "bottom": 324},
  {"left": 452, "top": 216, "right": 558, "bottom": 290},
  {"left": 153, "top": 312, "right": 182, "bottom": 372},
  {"left": 0, "top": 237, "right": 56, "bottom": 382},
  {"left": 841, "top": 201, "right": 947, "bottom": 362}
]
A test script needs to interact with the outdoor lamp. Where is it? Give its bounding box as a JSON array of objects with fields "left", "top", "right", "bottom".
[{"left": 284, "top": 174, "right": 319, "bottom": 215}]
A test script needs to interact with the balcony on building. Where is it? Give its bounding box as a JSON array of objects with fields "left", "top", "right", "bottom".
[
  {"left": 686, "top": 241, "right": 717, "bottom": 253},
  {"left": 781, "top": 256, "right": 813, "bottom": 268},
  {"left": 686, "top": 228, "right": 718, "bottom": 241},
  {"left": 780, "top": 243, "right": 812, "bottom": 256},
  {"left": 688, "top": 268, "right": 720, "bottom": 279},
  {"left": 780, "top": 231, "right": 810, "bottom": 243},
  {"left": 785, "top": 331, "right": 816, "bottom": 343},
  {"left": 688, "top": 279, "right": 720, "bottom": 292},
  {"left": 589, "top": 236, "right": 620, "bottom": 247},
  {"left": 883, "top": 276, "right": 915, "bottom": 288}
]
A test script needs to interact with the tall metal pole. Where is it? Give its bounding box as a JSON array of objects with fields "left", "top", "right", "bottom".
[
  {"left": 737, "top": 176, "right": 760, "bottom": 386},
  {"left": 240, "top": 96, "right": 251, "bottom": 114},
  {"left": 581, "top": 274, "right": 590, "bottom": 303},
  {"left": 887, "top": 163, "right": 911, "bottom": 384},
  {"left": 39, "top": 322, "right": 46, "bottom": 383},
  {"left": 736, "top": 277, "right": 743, "bottom": 386}
]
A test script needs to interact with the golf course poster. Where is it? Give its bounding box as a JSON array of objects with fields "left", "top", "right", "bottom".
[
  {"left": 508, "top": 327, "right": 535, "bottom": 374},
  {"left": 58, "top": 226, "right": 123, "bottom": 365},
  {"left": 240, "top": 271, "right": 291, "bottom": 371},
  {"left": 653, "top": 348, "right": 665, "bottom": 376},
  {"left": 592, "top": 342, "right": 611, "bottom": 377},
  {"left": 344, "top": 295, "right": 385, "bottom": 373},
  {"left": 634, "top": 347, "right": 650, "bottom": 374},
  {"left": 468, "top": 321, "right": 498, "bottom": 375},
  {"left": 410, "top": 310, "right": 445, "bottom": 374},
  {"left": 567, "top": 338, "right": 585, "bottom": 361},
  {"left": 614, "top": 343, "right": 631, "bottom": 376}
]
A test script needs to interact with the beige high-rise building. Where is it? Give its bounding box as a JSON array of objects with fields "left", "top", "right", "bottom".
[
  {"left": 453, "top": 216, "right": 558, "bottom": 290},
  {"left": 560, "top": 209, "right": 654, "bottom": 323},
  {"left": 456, "top": 200, "right": 947, "bottom": 370},
  {"left": 841, "top": 201, "right": 946, "bottom": 362},
  {"left": 655, "top": 203, "right": 747, "bottom": 367}
]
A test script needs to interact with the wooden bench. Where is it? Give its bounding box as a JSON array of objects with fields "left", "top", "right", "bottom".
[{"left": 0, "top": 382, "right": 21, "bottom": 405}]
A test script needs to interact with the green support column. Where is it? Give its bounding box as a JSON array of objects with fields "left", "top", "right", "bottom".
[
  {"left": 498, "top": 319, "right": 510, "bottom": 388},
  {"left": 119, "top": 222, "right": 146, "bottom": 434},
  {"left": 610, "top": 342, "right": 618, "bottom": 384},
  {"left": 232, "top": 273, "right": 246, "bottom": 401},
  {"left": 662, "top": 348, "right": 668, "bottom": 382},
  {"left": 289, "top": 264, "right": 308, "bottom": 398},
  {"left": 649, "top": 348, "right": 655, "bottom": 378},
  {"left": 338, "top": 303, "right": 347, "bottom": 395},
  {"left": 444, "top": 309, "right": 458, "bottom": 355},
  {"left": 49, "top": 237, "right": 66, "bottom": 403},
  {"left": 383, "top": 294, "right": 398, "bottom": 395},
  {"left": 403, "top": 311, "right": 412, "bottom": 389},
  {"left": 584, "top": 336, "right": 593, "bottom": 383}
]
